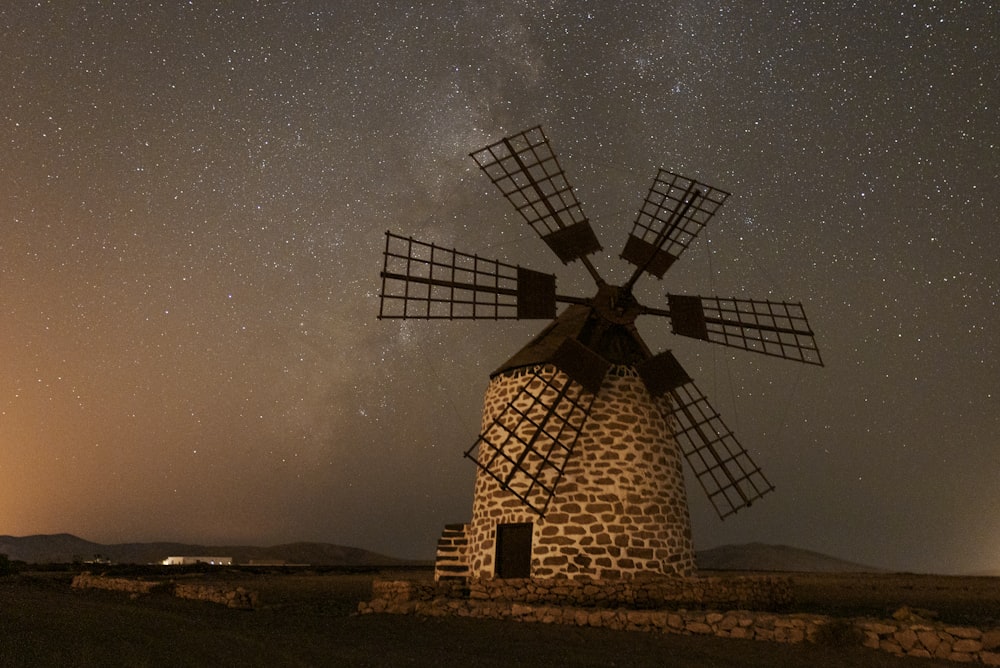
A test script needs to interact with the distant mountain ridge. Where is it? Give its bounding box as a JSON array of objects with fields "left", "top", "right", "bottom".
[
  {"left": 1, "top": 534, "right": 884, "bottom": 572},
  {"left": 696, "top": 542, "right": 883, "bottom": 573},
  {"left": 0, "top": 534, "right": 422, "bottom": 567}
]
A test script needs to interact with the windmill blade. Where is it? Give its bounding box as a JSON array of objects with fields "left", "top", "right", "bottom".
[
  {"left": 638, "top": 351, "right": 774, "bottom": 520},
  {"left": 470, "top": 126, "right": 602, "bottom": 266},
  {"left": 378, "top": 231, "right": 556, "bottom": 319},
  {"left": 666, "top": 380, "right": 775, "bottom": 520},
  {"left": 666, "top": 294, "right": 823, "bottom": 366},
  {"left": 621, "top": 170, "right": 730, "bottom": 279},
  {"left": 464, "top": 346, "right": 607, "bottom": 515}
]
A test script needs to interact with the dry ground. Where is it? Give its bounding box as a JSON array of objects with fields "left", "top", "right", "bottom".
[
  {"left": 784, "top": 571, "right": 1000, "bottom": 628},
  {"left": 2, "top": 567, "right": 995, "bottom": 667}
]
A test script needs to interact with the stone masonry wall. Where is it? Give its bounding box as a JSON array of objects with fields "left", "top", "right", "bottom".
[
  {"left": 71, "top": 572, "right": 165, "bottom": 595},
  {"left": 172, "top": 582, "right": 259, "bottom": 609},
  {"left": 464, "top": 366, "right": 695, "bottom": 580},
  {"left": 434, "top": 523, "right": 470, "bottom": 580},
  {"left": 361, "top": 578, "right": 1000, "bottom": 665},
  {"left": 373, "top": 575, "right": 792, "bottom": 611},
  {"left": 463, "top": 575, "right": 792, "bottom": 610},
  {"left": 71, "top": 573, "right": 258, "bottom": 609}
]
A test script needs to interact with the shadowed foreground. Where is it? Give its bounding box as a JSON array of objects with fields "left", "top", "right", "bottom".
[{"left": 0, "top": 571, "right": 961, "bottom": 667}]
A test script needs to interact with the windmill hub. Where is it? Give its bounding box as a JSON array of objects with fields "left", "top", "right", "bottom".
[
  {"left": 379, "top": 125, "right": 822, "bottom": 582},
  {"left": 591, "top": 284, "right": 642, "bottom": 326}
]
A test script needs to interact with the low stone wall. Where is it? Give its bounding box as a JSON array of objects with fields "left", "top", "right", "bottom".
[
  {"left": 70, "top": 573, "right": 258, "bottom": 610},
  {"left": 359, "top": 578, "right": 1000, "bottom": 665},
  {"left": 71, "top": 573, "right": 165, "bottom": 595},
  {"left": 172, "top": 583, "right": 258, "bottom": 610},
  {"left": 362, "top": 574, "right": 791, "bottom": 612},
  {"left": 465, "top": 574, "right": 793, "bottom": 610},
  {"left": 859, "top": 620, "right": 1000, "bottom": 664}
]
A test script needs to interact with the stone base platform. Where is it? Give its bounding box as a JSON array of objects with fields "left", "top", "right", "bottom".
[{"left": 363, "top": 574, "right": 792, "bottom": 613}]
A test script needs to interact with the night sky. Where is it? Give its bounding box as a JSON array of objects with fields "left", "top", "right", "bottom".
[{"left": 2, "top": 2, "right": 997, "bottom": 574}]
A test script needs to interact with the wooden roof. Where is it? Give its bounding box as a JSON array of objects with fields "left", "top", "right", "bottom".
[{"left": 492, "top": 304, "right": 651, "bottom": 378}]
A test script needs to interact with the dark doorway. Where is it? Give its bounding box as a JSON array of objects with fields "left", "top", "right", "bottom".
[{"left": 495, "top": 522, "right": 533, "bottom": 578}]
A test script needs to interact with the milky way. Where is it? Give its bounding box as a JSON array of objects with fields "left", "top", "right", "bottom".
[{"left": 1, "top": 2, "right": 997, "bottom": 573}]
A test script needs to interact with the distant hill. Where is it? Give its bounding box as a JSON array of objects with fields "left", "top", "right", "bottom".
[
  {"left": 0, "top": 534, "right": 423, "bottom": 567},
  {"left": 696, "top": 542, "right": 883, "bottom": 573},
  {"left": 968, "top": 569, "right": 1000, "bottom": 577},
  {"left": 1, "top": 535, "right": 884, "bottom": 572}
]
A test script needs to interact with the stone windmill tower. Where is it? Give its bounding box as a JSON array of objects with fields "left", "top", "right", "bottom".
[{"left": 378, "top": 126, "right": 822, "bottom": 581}]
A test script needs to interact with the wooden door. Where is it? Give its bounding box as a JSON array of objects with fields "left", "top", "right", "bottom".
[{"left": 495, "top": 522, "right": 532, "bottom": 578}]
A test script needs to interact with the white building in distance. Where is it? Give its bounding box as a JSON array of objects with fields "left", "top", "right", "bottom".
[{"left": 161, "top": 556, "right": 232, "bottom": 566}]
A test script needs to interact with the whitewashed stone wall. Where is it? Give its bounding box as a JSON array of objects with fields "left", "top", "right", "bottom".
[
  {"left": 462, "top": 365, "right": 695, "bottom": 580},
  {"left": 434, "top": 523, "right": 469, "bottom": 580}
]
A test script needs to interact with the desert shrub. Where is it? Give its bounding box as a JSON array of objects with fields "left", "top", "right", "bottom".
[
  {"left": 813, "top": 619, "right": 865, "bottom": 647},
  {"left": 0, "top": 553, "right": 14, "bottom": 576}
]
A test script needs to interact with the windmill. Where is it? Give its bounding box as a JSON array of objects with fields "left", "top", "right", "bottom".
[{"left": 379, "top": 126, "right": 822, "bottom": 580}]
